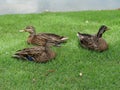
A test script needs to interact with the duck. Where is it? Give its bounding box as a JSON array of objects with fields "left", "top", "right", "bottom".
[
  {"left": 19, "top": 26, "right": 68, "bottom": 46},
  {"left": 77, "top": 25, "right": 109, "bottom": 51},
  {"left": 12, "top": 43, "right": 56, "bottom": 63}
]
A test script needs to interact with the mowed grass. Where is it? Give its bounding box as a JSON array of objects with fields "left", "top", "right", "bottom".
[{"left": 0, "top": 10, "right": 120, "bottom": 90}]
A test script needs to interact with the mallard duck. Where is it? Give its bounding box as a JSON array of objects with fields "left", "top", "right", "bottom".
[
  {"left": 19, "top": 26, "right": 68, "bottom": 46},
  {"left": 12, "top": 45, "right": 56, "bottom": 63},
  {"left": 77, "top": 25, "right": 109, "bottom": 51}
]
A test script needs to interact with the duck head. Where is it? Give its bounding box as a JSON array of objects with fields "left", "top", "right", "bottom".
[
  {"left": 97, "top": 25, "right": 109, "bottom": 38},
  {"left": 19, "top": 26, "right": 36, "bottom": 34}
]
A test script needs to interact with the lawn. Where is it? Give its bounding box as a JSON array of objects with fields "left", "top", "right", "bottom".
[{"left": 0, "top": 10, "right": 120, "bottom": 90}]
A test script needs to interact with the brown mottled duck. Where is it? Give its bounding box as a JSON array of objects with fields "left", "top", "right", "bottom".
[
  {"left": 12, "top": 43, "right": 56, "bottom": 63},
  {"left": 19, "top": 26, "right": 68, "bottom": 46},
  {"left": 77, "top": 25, "right": 109, "bottom": 52}
]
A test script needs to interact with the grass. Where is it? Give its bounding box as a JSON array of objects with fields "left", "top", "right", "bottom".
[{"left": 0, "top": 10, "right": 120, "bottom": 90}]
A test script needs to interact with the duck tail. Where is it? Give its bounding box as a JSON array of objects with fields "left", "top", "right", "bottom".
[
  {"left": 12, "top": 54, "right": 34, "bottom": 61},
  {"left": 77, "top": 32, "right": 85, "bottom": 40},
  {"left": 77, "top": 32, "right": 83, "bottom": 37},
  {"left": 77, "top": 32, "right": 81, "bottom": 37},
  {"left": 12, "top": 50, "right": 27, "bottom": 60},
  {"left": 12, "top": 54, "right": 23, "bottom": 59},
  {"left": 61, "top": 37, "right": 68, "bottom": 41}
]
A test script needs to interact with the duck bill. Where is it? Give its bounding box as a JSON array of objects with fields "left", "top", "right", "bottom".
[
  {"left": 19, "top": 29, "right": 25, "bottom": 32},
  {"left": 107, "top": 28, "right": 110, "bottom": 30},
  {"left": 19, "top": 29, "right": 29, "bottom": 32}
]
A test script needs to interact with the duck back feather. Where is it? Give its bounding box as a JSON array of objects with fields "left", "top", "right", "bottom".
[
  {"left": 77, "top": 25, "right": 109, "bottom": 51},
  {"left": 21, "top": 26, "right": 68, "bottom": 46},
  {"left": 12, "top": 46, "right": 56, "bottom": 63}
]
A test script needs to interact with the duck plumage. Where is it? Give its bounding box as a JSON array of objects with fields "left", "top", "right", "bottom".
[
  {"left": 12, "top": 45, "right": 56, "bottom": 63},
  {"left": 77, "top": 25, "right": 109, "bottom": 51},
  {"left": 20, "top": 26, "right": 68, "bottom": 46}
]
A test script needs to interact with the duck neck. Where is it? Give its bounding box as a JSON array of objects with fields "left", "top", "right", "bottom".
[
  {"left": 45, "top": 46, "right": 54, "bottom": 58},
  {"left": 45, "top": 44, "right": 50, "bottom": 52},
  {"left": 96, "top": 28, "right": 106, "bottom": 38},
  {"left": 44, "top": 42, "right": 52, "bottom": 54},
  {"left": 29, "top": 31, "right": 36, "bottom": 37},
  {"left": 28, "top": 33, "right": 35, "bottom": 43}
]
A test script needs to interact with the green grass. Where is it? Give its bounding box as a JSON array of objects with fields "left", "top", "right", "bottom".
[{"left": 0, "top": 10, "right": 120, "bottom": 90}]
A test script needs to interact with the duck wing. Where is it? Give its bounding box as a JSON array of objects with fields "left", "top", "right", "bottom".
[
  {"left": 39, "top": 33, "right": 68, "bottom": 41},
  {"left": 30, "top": 35, "right": 48, "bottom": 46},
  {"left": 77, "top": 32, "right": 98, "bottom": 50},
  {"left": 15, "top": 46, "right": 45, "bottom": 54},
  {"left": 36, "top": 33, "right": 68, "bottom": 46},
  {"left": 12, "top": 46, "right": 52, "bottom": 62},
  {"left": 95, "top": 38, "right": 108, "bottom": 51}
]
